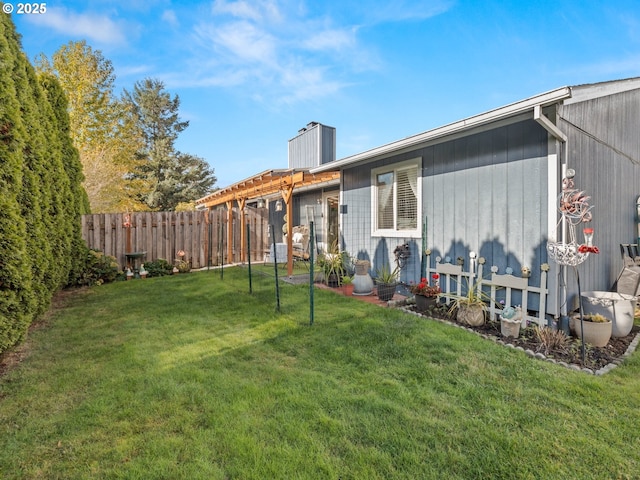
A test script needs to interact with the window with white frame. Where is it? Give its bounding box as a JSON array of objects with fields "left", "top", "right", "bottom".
[{"left": 372, "top": 158, "right": 421, "bottom": 237}]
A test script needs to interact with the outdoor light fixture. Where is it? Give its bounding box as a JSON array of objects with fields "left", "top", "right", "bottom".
[
  {"left": 257, "top": 198, "right": 265, "bottom": 209},
  {"left": 275, "top": 199, "right": 283, "bottom": 212}
]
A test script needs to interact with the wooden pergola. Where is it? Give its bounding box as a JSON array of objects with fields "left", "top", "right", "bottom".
[{"left": 196, "top": 168, "right": 340, "bottom": 275}]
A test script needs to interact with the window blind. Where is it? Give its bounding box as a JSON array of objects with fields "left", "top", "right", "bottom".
[
  {"left": 376, "top": 172, "right": 394, "bottom": 229},
  {"left": 396, "top": 166, "right": 417, "bottom": 230}
]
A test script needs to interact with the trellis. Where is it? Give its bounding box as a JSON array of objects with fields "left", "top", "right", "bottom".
[{"left": 425, "top": 251, "right": 549, "bottom": 327}]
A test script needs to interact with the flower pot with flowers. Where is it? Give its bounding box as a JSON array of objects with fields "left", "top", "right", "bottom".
[{"left": 410, "top": 274, "right": 441, "bottom": 313}]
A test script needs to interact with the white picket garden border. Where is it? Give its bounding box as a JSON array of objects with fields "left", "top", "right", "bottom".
[{"left": 424, "top": 251, "right": 549, "bottom": 327}]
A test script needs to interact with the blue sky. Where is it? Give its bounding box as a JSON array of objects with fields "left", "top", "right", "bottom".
[{"left": 10, "top": 0, "right": 640, "bottom": 187}]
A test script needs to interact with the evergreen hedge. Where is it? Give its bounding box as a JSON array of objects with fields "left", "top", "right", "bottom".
[{"left": 0, "top": 13, "right": 88, "bottom": 354}]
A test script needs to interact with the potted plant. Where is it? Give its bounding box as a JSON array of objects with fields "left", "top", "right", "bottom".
[
  {"left": 409, "top": 274, "right": 441, "bottom": 313},
  {"left": 317, "top": 251, "right": 345, "bottom": 287},
  {"left": 581, "top": 290, "right": 636, "bottom": 337},
  {"left": 174, "top": 250, "right": 191, "bottom": 273},
  {"left": 499, "top": 305, "right": 523, "bottom": 338},
  {"left": 340, "top": 275, "right": 354, "bottom": 296},
  {"left": 448, "top": 278, "right": 489, "bottom": 327},
  {"left": 570, "top": 312, "right": 612, "bottom": 347},
  {"left": 375, "top": 264, "right": 399, "bottom": 301}
]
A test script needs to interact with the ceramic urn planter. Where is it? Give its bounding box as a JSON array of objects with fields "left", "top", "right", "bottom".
[{"left": 457, "top": 304, "right": 485, "bottom": 327}]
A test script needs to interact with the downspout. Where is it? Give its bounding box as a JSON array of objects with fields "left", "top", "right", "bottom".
[{"left": 534, "top": 104, "right": 569, "bottom": 324}]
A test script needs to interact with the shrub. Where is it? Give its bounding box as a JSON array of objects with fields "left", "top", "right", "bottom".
[
  {"left": 76, "top": 249, "right": 120, "bottom": 286},
  {"left": 534, "top": 326, "right": 570, "bottom": 355},
  {"left": 144, "top": 259, "right": 173, "bottom": 277}
]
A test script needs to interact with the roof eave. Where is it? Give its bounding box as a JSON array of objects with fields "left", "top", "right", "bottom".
[{"left": 311, "top": 86, "right": 572, "bottom": 173}]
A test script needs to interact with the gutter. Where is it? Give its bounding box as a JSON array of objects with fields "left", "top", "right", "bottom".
[{"left": 310, "top": 86, "right": 572, "bottom": 173}]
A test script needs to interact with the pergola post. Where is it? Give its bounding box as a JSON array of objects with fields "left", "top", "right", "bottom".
[
  {"left": 238, "top": 197, "right": 246, "bottom": 263},
  {"left": 195, "top": 169, "right": 341, "bottom": 273},
  {"left": 226, "top": 200, "right": 233, "bottom": 264},
  {"left": 282, "top": 185, "right": 294, "bottom": 276}
]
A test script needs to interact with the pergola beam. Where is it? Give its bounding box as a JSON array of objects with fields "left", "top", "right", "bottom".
[{"left": 196, "top": 170, "right": 338, "bottom": 208}]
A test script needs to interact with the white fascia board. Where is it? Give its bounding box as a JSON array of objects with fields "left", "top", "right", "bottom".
[
  {"left": 565, "top": 77, "right": 640, "bottom": 105},
  {"left": 310, "top": 86, "right": 572, "bottom": 174}
]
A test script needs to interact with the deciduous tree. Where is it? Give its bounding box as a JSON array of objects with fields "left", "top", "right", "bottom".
[{"left": 36, "top": 41, "right": 146, "bottom": 212}]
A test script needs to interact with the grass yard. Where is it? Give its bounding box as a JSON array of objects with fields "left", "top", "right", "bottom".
[{"left": 1, "top": 267, "right": 639, "bottom": 479}]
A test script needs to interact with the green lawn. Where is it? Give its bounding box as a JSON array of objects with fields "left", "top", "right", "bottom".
[{"left": 1, "top": 267, "right": 639, "bottom": 479}]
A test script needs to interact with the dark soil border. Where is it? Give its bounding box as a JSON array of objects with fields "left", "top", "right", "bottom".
[{"left": 397, "top": 300, "right": 640, "bottom": 375}]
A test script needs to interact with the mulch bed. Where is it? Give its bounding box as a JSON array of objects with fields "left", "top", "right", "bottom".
[{"left": 403, "top": 303, "right": 640, "bottom": 374}]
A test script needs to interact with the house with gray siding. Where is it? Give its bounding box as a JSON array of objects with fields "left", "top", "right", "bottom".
[{"left": 311, "top": 77, "right": 640, "bottom": 319}]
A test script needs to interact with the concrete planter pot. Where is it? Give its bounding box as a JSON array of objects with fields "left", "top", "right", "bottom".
[
  {"left": 571, "top": 315, "right": 612, "bottom": 347},
  {"left": 353, "top": 260, "right": 374, "bottom": 295},
  {"left": 500, "top": 316, "right": 521, "bottom": 338},
  {"left": 581, "top": 291, "right": 637, "bottom": 337},
  {"left": 457, "top": 304, "right": 485, "bottom": 327}
]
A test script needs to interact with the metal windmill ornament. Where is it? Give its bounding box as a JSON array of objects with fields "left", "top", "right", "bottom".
[
  {"left": 546, "top": 169, "right": 599, "bottom": 364},
  {"left": 546, "top": 169, "right": 598, "bottom": 266}
]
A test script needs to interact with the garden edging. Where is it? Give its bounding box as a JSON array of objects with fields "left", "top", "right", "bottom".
[{"left": 399, "top": 305, "right": 640, "bottom": 375}]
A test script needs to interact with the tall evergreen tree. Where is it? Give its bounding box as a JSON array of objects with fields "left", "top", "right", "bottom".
[
  {"left": 124, "top": 78, "right": 216, "bottom": 211},
  {"left": 0, "top": 11, "right": 33, "bottom": 350},
  {"left": 39, "top": 72, "right": 90, "bottom": 284},
  {"left": 0, "top": 12, "right": 89, "bottom": 353}
]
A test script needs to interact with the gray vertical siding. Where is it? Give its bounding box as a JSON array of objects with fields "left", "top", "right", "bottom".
[
  {"left": 288, "top": 123, "right": 336, "bottom": 168},
  {"left": 320, "top": 124, "right": 337, "bottom": 165},
  {"left": 341, "top": 119, "right": 549, "bottom": 302},
  {"left": 559, "top": 87, "right": 640, "bottom": 294}
]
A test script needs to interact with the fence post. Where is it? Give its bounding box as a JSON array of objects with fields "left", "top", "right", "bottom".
[
  {"left": 247, "top": 223, "right": 252, "bottom": 294},
  {"left": 309, "top": 221, "right": 315, "bottom": 326},
  {"left": 219, "top": 221, "right": 224, "bottom": 280}
]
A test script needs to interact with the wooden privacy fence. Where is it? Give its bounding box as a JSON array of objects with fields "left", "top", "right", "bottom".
[
  {"left": 426, "top": 251, "right": 549, "bottom": 327},
  {"left": 82, "top": 208, "right": 269, "bottom": 270}
]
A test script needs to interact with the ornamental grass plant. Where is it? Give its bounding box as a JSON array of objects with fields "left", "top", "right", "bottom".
[{"left": 1, "top": 267, "right": 639, "bottom": 479}]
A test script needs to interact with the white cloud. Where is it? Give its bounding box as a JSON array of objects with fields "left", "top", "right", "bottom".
[
  {"left": 213, "top": 21, "right": 277, "bottom": 64},
  {"left": 212, "top": 0, "right": 282, "bottom": 23},
  {"left": 302, "top": 27, "right": 357, "bottom": 52},
  {"left": 362, "top": 0, "right": 454, "bottom": 24},
  {"left": 162, "top": 10, "right": 179, "bottom": 27},
  {"left": 26, "top": 7, "right": 127, "bottom": 46},
  {"left": 164, "top": 0, "right": 451, "bottom": 105}
]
